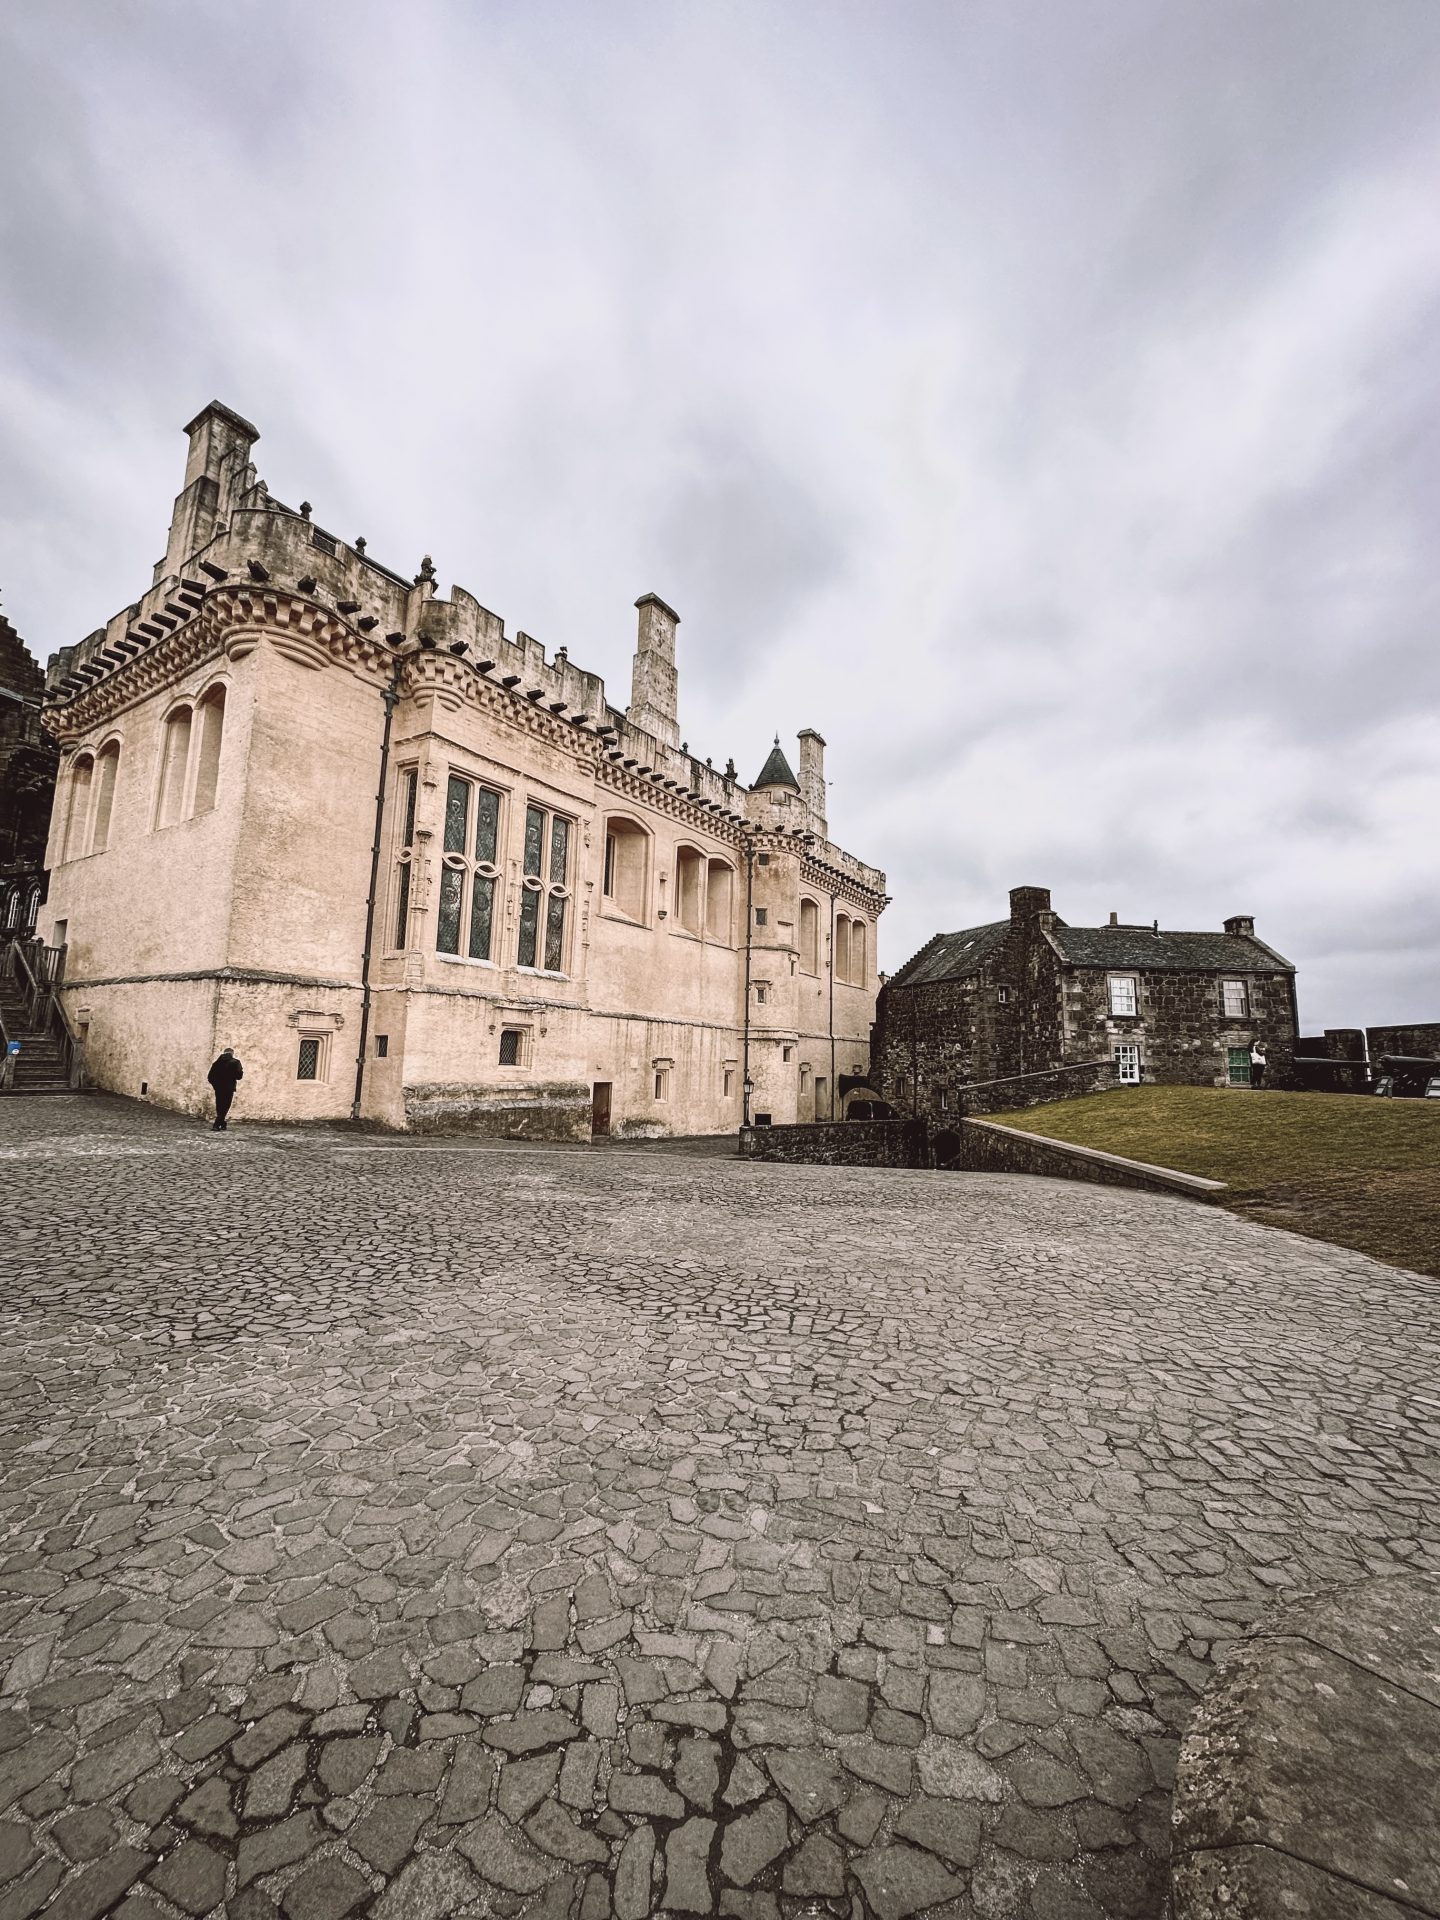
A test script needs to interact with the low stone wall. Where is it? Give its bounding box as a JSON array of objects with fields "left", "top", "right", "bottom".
[
  {"left": 738, "top": 1119, "right": 927, "bottom": 1168},
  {"left": 953, "top": 1118, "right": 1227, "bottom": 1202},
  {"left": 1171, "top": 1574, "right": 1440, "bottom": 1917},
  {"left": 959, "top": 1059, "right": 1114, "bottom": 1115}
]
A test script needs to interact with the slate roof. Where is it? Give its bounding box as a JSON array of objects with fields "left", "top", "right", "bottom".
[
  {"left": 1050, "top": 925, "right": 1294, "bottom": 972},
  {"left": 891, "top": 922, "right": 1009, "bottom": 987},
  {"left": 891, "top": 918, "right": 1293, "bottom": 988},
  {"left": 754, "top": 741, "right": 799, "bottom": 789}
]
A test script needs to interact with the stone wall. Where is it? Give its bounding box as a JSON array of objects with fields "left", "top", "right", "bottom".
[
  {"left": 403, "top": 1079, "right": 591, "bottom": 1141},
  {"left": 739, "top": 1119, "right": 927, "bottom": 1168},
  {"left": 959, "top": 1059, "right": 1114, "bottom": 1115},
  {"left": 950, "top": 1118, "right": 1227, "bottom": 1202},
  {"left": 1368, "top": 1021, "right": 1440, "bottom": 1060}
]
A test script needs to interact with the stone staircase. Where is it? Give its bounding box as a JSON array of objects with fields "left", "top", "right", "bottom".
[{"left": 0, "top": 972, "right": 77, "bottom": 1094}]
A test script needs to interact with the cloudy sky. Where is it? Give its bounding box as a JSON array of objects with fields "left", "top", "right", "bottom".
[{"left": 3, "top": 0, "right": 1437, "bottom": 1026}]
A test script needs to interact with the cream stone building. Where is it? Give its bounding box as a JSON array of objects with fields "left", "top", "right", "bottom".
[{"left": 39, "top": 404, "right": 887, "bottom": 1136}]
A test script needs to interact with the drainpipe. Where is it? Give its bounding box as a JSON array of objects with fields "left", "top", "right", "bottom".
[
  {"left": 829, "top": 894, "right": 837, "bottom": 1120},
  {"left": 741, "top": 835, "right": 754, "bottom": 1127},
  {"left": 351, "top": 651, "right": 405, "bottom": 1122}
]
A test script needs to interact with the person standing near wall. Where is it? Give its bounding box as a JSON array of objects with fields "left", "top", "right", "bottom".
[
  {"left": 207, "top": 1047, "right": 243, "bottom": 1129},
  {"left": 1250, "top": 1042, "right": 1267, "bottom": 1089}
]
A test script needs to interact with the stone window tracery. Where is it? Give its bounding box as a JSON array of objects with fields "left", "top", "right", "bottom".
[
  {"left": 518, "top": 803, "right": 571, "bottom": 971},
  {"left": 391, "top": 766, "right": 418, "bottom": 950},
  {"left": 437, "top": 774, "right": 504, "bottom": 962}
]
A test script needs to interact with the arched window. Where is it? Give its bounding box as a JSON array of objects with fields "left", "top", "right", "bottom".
[
  {"left": 603, "top": 816, "right": 649, "bottom": 922},
  {"left": 799, "top": 898, "right": 819, "bottom": 974},
  {"left": 157, "top": 707, "right": 192, "bottom": 827},
  {"left": 192, "top": 685, "right": 226, "bottom": 815},
  {"left": 850, "top": 919, "right": 867, "bottom": 988},
  {"left": 834, "top": 913, "right": 851, "bottom": 985},
  {"left": 90, "top": 743, "right": 120, "bottom": 853},
  {"left": 63, "top": 756, "right": 93, "bottom": 862},
  {"left": 705, "top": 860, "right": 734, "bottom": 942},
  {"left": 675, "top": 847, "right": 704, "bottom": 934}
]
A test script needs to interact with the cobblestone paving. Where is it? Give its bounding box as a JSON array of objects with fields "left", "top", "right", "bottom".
[{"left": 2, "top": 1095, "right": 1437, "bottom": 1920}]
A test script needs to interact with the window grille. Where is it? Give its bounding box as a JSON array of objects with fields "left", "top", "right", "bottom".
[
  {"left": 297, "top": 1037, "right": 321, "bottom": 1080},
  {"left": 754, "top": 907, "right": 768, "bottom": 926},
  {"left": 499, "top": 1028, "right": 523, "bottom": 1066},
  {"left": 376, "top": 1034, "right": 389, "bottom": 1058}
]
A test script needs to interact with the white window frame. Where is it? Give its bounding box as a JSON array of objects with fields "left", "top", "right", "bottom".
[
  {"left": 1221, "top": 979, "right": 1248, "bottom": 1019},
  {"left": 1114, "top": 1043, "right": 1141, "bottom": 1084},
  {"left": 1108, "top": 975, "right": 1138, "bottom": 1018}
]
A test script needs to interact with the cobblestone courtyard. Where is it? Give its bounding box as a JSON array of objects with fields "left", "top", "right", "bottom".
[{"left": 2, "top": 1096, "right": 1437, "bottom": 1920}]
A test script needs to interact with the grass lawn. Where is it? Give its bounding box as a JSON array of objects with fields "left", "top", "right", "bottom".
[{"left": 985, "top": 1085, "right": 1440, "bottom": 1278}]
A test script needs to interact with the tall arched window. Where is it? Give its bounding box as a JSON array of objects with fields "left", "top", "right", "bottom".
[
  {"left": 157, "top": 707, "right": 192, "bottom": 827},
  {"left": 192, "top": 686, "right": 226, "bottom": 815},
  {"left": 675, "top": 847, "right": 704, "bottom": 934},
  {"left": 705, "top": 860, "right": 734, "bottom": 942},
  {"left": 603, "top": 816, "right": 649, "bottom": 922},
  {"left": 799, "top": 898, "right": 819, "bottom": 974},
  {"left": 834, "top": 913, "right": 851, "bottom": 985},
  {"left": 63, "top": 756, "right": 93, "bottom": 862},
  {"left": 90, "top": 743, "right": 120, "bottom": 853},
  {"left": 850, "top": 919, "right": 867, "bottom": 988}
]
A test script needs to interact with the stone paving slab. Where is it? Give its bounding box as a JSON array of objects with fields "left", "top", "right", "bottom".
[{"left": 2, "top": 1093, "right": 1438, "bottom": 1920}]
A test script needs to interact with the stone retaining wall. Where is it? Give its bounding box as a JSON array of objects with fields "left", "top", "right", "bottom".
[
  {"left": 954, "top": 1118, "right": 1227, "bottom": 1202},
  {"left": 738, "top": 1119, "right": 927, "bottom": 1167},
  {"left": 959, "top": 1059, "right": 1115, "bottom": 1115}
]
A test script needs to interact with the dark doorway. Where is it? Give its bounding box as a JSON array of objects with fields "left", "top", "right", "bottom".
[{"left": 591, "top": 1082, "right": 612, "bottom": 1138}]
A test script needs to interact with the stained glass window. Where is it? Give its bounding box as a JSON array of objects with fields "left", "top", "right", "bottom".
[
  {"left": 436, "top": 866, "right": 464, "bottom": 954},
  {"left": 550, "top": 815, "right": 570, "bottom": 885},
  {"left": 469, "top": 874, "right": 494, "bottom": 961},
  {"left": 523, "top": 805, "right": 545, "bottom": 877},
  {"left": 393, "top": 861, "right": 411, "bottom": 949},
  {"left": 444, "top": 776, "right": 469, "bottom": 853},
  {"left": 475, "top": 788, "right": 499, "bottom": 866},
  {"left": 518, "top": 886, "right": 540, "bottom": 968},
  {"left": 544, "top": 892, "right": 567, "bottom": 972}
]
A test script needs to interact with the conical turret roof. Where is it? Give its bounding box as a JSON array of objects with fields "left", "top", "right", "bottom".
[{"left": 754, "top": 737, "right": 799, "bottom": 790}]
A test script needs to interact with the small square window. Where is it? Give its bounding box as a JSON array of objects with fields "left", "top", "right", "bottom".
[
  {"left": 783, "top": 1045, "right": 793, "bottom": 1063},
  {"left": 297, "top": 1037, "right": 321, "bottom": 1081},
  {"left": 938, "top": 1089, "right": 948, "bottom": 1109},
  {"left": 997, "top": 985, "right": 1010, "bottom": 1004},
  {"left": 755, "top": 907, "right": 768, "bottom": 926},
  {"left": 376, "top": 1034, "right": 389, "bottom": 1058},
  {"left": 499, "top": 1028, "right": 524, "bottom": 1066},
  {"left": 758, "top": 853, "right": 770, "bottom": 867},
  {"left": 755, "top": 985, "right": 768, "bottom": 1005}
]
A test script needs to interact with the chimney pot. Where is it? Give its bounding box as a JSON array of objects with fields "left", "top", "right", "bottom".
[{"left": 1109, "top": 911, "right": 1118, "bottom": 926}]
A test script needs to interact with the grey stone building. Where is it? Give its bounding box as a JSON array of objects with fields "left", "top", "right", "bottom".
[{"left": 873, "top": 885, "right": 1298, "bottom": 1115}]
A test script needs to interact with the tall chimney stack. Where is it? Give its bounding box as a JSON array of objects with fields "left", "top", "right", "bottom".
[
  {"left": 164, "top": 402, "right": 259, "bottom": 574},
  {"left": 797, "top": 729, "right": 827, "bottom": 835},
  {"left": 627, "top": 594, "right": 680, "bottom": 748}
]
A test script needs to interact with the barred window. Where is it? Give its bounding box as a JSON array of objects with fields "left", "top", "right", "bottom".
[
  {"left": 436, "top": 774, "right": 503, "bottom": 961},
  {"left": 499, "top": 1028, "right": 524, "bottom": 1066},
  {"left": 518, "top": 803, "right": 571, "bottom": 971},
  {"left": 297, "top": 1037, "right": 321, "bottom": 1080}
]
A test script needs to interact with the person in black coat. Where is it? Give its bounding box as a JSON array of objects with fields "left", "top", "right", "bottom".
[{"left": 207, "top": 1048, "right": 243, "bottom": 1130}]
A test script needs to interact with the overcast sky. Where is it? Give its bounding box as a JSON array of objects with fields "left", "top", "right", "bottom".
[{"left": 2, "top": 0, "right": 1437, "bottom": 1027}]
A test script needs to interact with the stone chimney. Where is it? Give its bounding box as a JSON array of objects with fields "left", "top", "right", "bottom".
[
  {"left": 1009, "top": 886, "right": 1051, "bottom": 921},
  {"left": 164, "top": 402, "right": 260, "bottom": 575},
  {"left": 1109, "top": 911, "right": 1118, "bottom": 926},
  {"left": 1224, "top": 914, "right": 1255, "bottom": 938},
  {"left": 797, "top": 729, "right": 827, "bottom": 835},
  {"left": 627, "top": 594, "right": 680, "bottom": 748}
]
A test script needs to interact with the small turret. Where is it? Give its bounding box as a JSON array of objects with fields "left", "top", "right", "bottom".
[{"left": 754, "top": 736, "right": 799, "bottom": 791}]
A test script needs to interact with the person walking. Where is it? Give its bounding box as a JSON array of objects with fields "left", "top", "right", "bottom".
[
  {"left": 207, "top": 1047, "right": 243, "bottom": 1129},
  {"left": 1249, "top": 1042, "right": 1267, "bottom": 1090}
]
